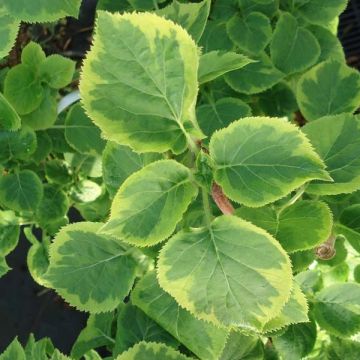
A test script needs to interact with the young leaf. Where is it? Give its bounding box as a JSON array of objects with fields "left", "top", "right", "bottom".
[
  {"left": 158, "top": 215, "right": 293, "bottom": 330},
  {"left": 303, "top": 114, "right": 360, "bottom": 195},
  {"left": 297, "top": 0, "right": 348, "bottom": 26},
  {"left": 262, "top": 283, "right": 309, "bottom": 333},
  {"left": 198, "top": 51, "right": 253, "bottom": 84},
  {"left": 102, "top": 141, "right": 161, "bottom": 198},
  {"left": 80, "top": 11, "right": 203, "bottom": 154},
  {"left": 297, "top": 60, "right": 360, "bottom": 121},
  {"left": 4, "top": 64, "right": 44, "bottom": 115},
  {"left": 227, "top": 12, "right": 272, "bottom": 55},
  {"left": 2, "top": 0, "right": 82, "bottom": 22},
  {"left": 114, "top": 302, "right": 178, "bottom": 356},
  {"left": 272, "top": 320, "right": 316, "bottom": 360},
  {"left": 196, "top": 97, "right": 251, "bottom": 139},
  {"left": 156, "top": 0, "right": 211, "bottom": 42},
  {"left": 0, "top": 11, "right": 19, "bottom": 59},
  {"left": 225, "top": 53, "right": 284, "bottom": 95},
  {"left": 0, "top": 338, "right": 25, "bottom": 360},
  {"left": 65, "top": 103, "right": 106, "bottom": 155},
  {"left": 270, "top": 12, "right": 320, "bottom": 74},
  {"left": 101, "top": 160, "right": 198, "bottom": 247},
  {"left": 115, "top": 342, "right": 192, "bottom": 360},
  {"left": 0, "top": 92, "right": 21, "bottom": 131},
  {"left": 21, "top": 42, "right": 46, "bottom": 70},
  {"left": 210, "top": 117, "right": 330, "bottom": 207},
  {"left": 40, "top": 55, "right": 75, "bottom": 89},
  {"left": 237, "top": 200, "right": 333, "bottom": 252},
  {"left": 0, "top": 170, "right": 43, "bottom": 212},
  {"left": 313, "top": 283, "right": 360, "bottom": 337},
  {"left": 46, "top": 222, "right": 137, "bottom": 313},
  {"left": 132, "top": 272, "right": 228, "bottom": 360},
  {"left": 71, "top": 312, "right": 114, "bottom": 359}
]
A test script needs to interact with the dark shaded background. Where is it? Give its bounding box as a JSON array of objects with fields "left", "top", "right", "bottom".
[{"left": 0, "top": 0, "right": 360, "bottom": 355}]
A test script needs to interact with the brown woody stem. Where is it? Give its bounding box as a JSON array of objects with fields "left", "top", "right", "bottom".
[
  {"left": 211, "top": 183, "right": 235, "bottom": 215},
  {"left": 315, "top": 234, "right": 336, "bottom": 260}
]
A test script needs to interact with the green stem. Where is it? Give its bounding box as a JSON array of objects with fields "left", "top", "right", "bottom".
[
  {"left": 202, "top": 187, "right": 213, "bottom": 227},
  {"left": 152, "top": 0, "right": 159, "bottom": 10},
  {"left": 277, "top": 185, "right": 306, "bottom": 214}
]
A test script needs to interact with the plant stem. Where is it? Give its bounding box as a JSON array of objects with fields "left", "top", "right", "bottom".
[
  {"left": 202, "top": 187, "right": 213, "bottom": 227},
  {"left": 277, "top": 185, "right": 306, "bottom": 214},
  {"left": 315, "top": 234, "right": 337, "bottom": 260},
  {"left": 211, "top": 183, "right": 235, "bottom": 215}
]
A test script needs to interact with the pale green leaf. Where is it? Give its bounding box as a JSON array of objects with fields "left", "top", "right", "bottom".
[
  {"left": 27, "top": 241, "right": 49, "bottom": 287},
  {"left": 24, "top": 333, "right": 54, "bottom": 360},
  {"left": 272, "top": 321, "right": 316, "bottom": 360},
  {"left": 46, "top": 222, "right": 138, "bottom": 313},
  {"left": 262, "top": 283, "right": 309, "bottom": 333},
  {"left": 115, "top": 342, "right": 192, "bottom": 360},
  {"left": 40, "top": 54, "right": 75, "bottom": 89},
  {"left": 101, "top": 160, "right": 198, "bottom": 247},
  {"left": 2, "top": 0, "right": 82, "bottom": 22},
  {"left": 210, "top": 117, "right": 330, "bottom": 207},
  {"left": 4, "top": 64, "right": 44, "bottom": 115},
  {"left": 227, "top": 12, "right": 272, "bottom": 55},
  {"left": 0, "top": 92, "right": 21, "bottom": 131},
  {"left": 0, "top": 210, "right": 19, "bottom": 256},
  {"left": 270, "top": 12, "right": 320, "bottom": 74},
  {"left": 65, "top": 103, "right": 106, "bottom": 155},
  {"left": 158, "top": 215, "right": 292, "bottom": 330},
  {"left": 198, "top": 51, "right": 253, "bottom": 84},
  {"left": 70, "top": 179, "right": 102, "bottom": 203},
  {"left": 156, "top": 0, "right": 211, "bottom": 42},
  {"left": 303, "top": 114, "right": 360, "bottom": 195},
  {"left": 237, "top": 200, "right": 333, "bottom": 252},
  {"left": 71, "top": 312, "right": 114, "bottom": 359},
  {"left": 0, "top": 12, "right": 19, "bottom": 59},
  {"left": 132, "top": 272, "right": 228, "bottom": 360},
  {"left": 21, "top": 42, "right": 46, "bottom": 70},
  {"left": 297, "top": 60, "right": 360, "bottom": 121},
  {"left": 196, "top": 97, "right": 251, "bottom": 139},
  {"left": 0, "top": 338, "right": 25, "bottom": 360},
  {"left": 0, "top": 170, "right": 43, "bottom": 212},
  {"left": 314, "top": 283, "right": 360, "bottom": 337},
  {"left": 114, "top": 301, "right": 178, "bottom": 356},
  {"left": 80, "top": 11, "right": 203, "bottom": 154},
  {"left": 102, "top": 141, "right": 161, "bottom": 198},
  {"left": 225, "top": 53, "right": 284, "bottom": 95},
  {"left": 298, "top": 0, "right": 348, "bottom": 26}
]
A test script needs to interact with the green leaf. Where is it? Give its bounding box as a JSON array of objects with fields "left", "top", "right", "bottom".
[
  {"left": 46, "top": 222, "right": 137, "bottom": 313},
  {"left": 25, "top": 334, "right": 54, "bottom": 360},
  {"left": 40, "top": 54, "right": 75, "bottom": 89},
  {"left": 71, "top": 312, "right": 114, "bottom": 359},
  {"left": 0, "top": 11, "right": 19, "bottom": 59},
  {"left": 262, "top": 283, "right": 309, "bottom": 333},
  {"left": 0, "top": 92, "right": 21, "bottom": 131},
  {"left": 313, "top": 283, "right": 360, "bottom": 337},
  {"left": 210, "top": 117, "right": 330, "bottom": 207},
  {"left": 70, "top": 179, "right": 102, "bottom": 203},
  {"left": 0, "top": 126, "right": 37, "bottom": 163},
  {"left": 116, "top": 342, "right": 192, "bottom": 360},
  {"left": 272, "top": 321, "right": 316, "bottom": 360},
  {"left": 132, "top": 272, "right": 228, "bottom": 360},
  {"left": 198, "top": 20, "right": 233, "bottom": 52},
  {"left": 298, "top": 0, "right": 348, "bottom": 26},
  {"left": 295, "top": 269, "right": 323, "bottom": 295},
  {"left": 290, "top": 249, "right": 315, "bottom": 273},
  {"left": 80, "top": 11, "right": 203, "bottom": 154},
  {"left": 303, "top": 114, "right": 360, "bottom": 195},
  {"left": 225, "top": 53, "right": 284, "bottom": 95},
  {"left": 102, "top": 141, "right": 161, "bottom": 198},
  {"left": 297, "top": 60, "right": 360, "bottom": 121},
  {"left": 4, "top": 64, "right": 44, "bottom": 115},
  {"left": 101, "top": 160, "right": 198, "bottom": 247},
  {"left": 21, "top": 42, "right": 46, "bottom": 70},
  {"left": 114, "top": 301, "right": 178, "bottom": 356},
  {"left": 227, "top": 12, "right": 272, "bottom": 55},
  {"left": 237, "top": 200, "right": 333, "bottom": 252},
  {"left": 338, "top": 204, "right": 360, "bottom": 253},
  {"left": 156, "top": 0, "right": 211, "bottom": 42},
  {"left": 35, "top": 184, "right": 69, "bottom": 226},
  {"left": 27, "top": 241, "right": 49, "bottom": 286},
  {"left": 196, "top": 97, "right": 251, "bottom": 139},
  {"left": 45, "top": 159, "right": 72, "bottom": 185},
  {"left": 32, "top": 131, "right": 52, "bottom": 163},
  {"left": 219, "top": 331, "right": 264, "bottom": 360},
  {"left": 198, "top": 51, "right": 253, "bottom": 84},
  {"left": 0, "top": 210, "right": 20, "bottom": 256},
  {"left": 327, "top": 337, "right": 360, "bottom": 360},
  {"left": 0, "top": 338, "right": 25, "bottom": 360},
  {"left": 0, "top": 257, "right": 10, "bottom": 277},
  {"left": 65, "top": 103, "right": 106, "bottom": 155},
  {"left": 76, "top": 193, "right": 111, "bottom": 223},
  {"left": 0, "top": 170, "right": 43, "bottom": 212},
  {"left": 2, "top": 0, "right": 82, "bottom": 22},
  {"left": 158, "top": 215, "right": 292, "bottom": 330},
  {"left": 238, "top": 0, "right": 279, "bottom": 18},
  {"left": 270, "top": 12, "right": 320, "bottom": 74}
]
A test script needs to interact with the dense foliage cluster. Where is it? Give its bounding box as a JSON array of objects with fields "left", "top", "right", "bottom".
[{"left": 1, "top": 0, "right": 360, "bottom": 359}]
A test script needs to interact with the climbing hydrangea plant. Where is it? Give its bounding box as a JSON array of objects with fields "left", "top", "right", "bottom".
[{"left": 1, "top": 0, "right": 360, "bottom": 359}]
